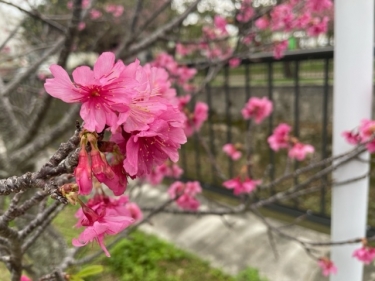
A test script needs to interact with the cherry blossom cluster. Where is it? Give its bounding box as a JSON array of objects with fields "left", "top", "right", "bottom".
[
  {"left": 222, "top": 143, "right": 242, "bottom": 161},
  {"left": 73, "top": 194, "right": 142, "bottom": 256},
  {"left": 223, "top": 176, "right": 261, "bottom": 196},
  {"left": 44, "top": 52, "right": 187, "bottom": 256},
  {"left": 168, "top": 181, "right": 202, "bottom": 210},
  {"left": 144, "top": 162, "right": 184, "bottom": 185},
  {"left": 268, "top": 123, "right": 315, "bottom": 161},
  {"left": 242, "top": 97, "right": 273, "bottom": 124},
  {"left": 176, "top": 95, "right": 209, "bottom": 137},
  {"left": 151, "top": 52, "right": 197, "bottom": 93},
  {"left": 67, "top": 1, "right": 124, "bottom": 31},
  {"left": 342, "top": 119, "right": 375, "bottom": 153}
]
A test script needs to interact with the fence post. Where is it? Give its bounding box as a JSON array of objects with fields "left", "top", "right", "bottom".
[{"left": 331, "top": 1, "right": 374, "bottom": 281}]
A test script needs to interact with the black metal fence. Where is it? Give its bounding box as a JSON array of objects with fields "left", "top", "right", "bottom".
[{"left": 179, "top": 47, "right": 372, "bottom": 231}]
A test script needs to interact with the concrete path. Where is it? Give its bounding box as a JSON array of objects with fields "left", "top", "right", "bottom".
[
  {"left": 35, "top": 149, "right": 375, "bottom": 280},
  {"left": 135, "top": 184, "right": 375, "bottom": 281}
]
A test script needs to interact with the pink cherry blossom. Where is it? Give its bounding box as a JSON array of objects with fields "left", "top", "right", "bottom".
[
  {"left": 21, "top": 276, "right": 32, "bottom": 281},
  {"left": 353, "top": 246, "right": 375, "bottom": 264},
  {"left": 125, "top": 202, "right": 143, "bottom": 222},
  {"left": 295, "top": 12, "right": 311, "bottom": 29},
  {"left": 177, "top": 95, "right": 191, "bottom": 111},
  {"left": 176, "top": 194, "right": 200, "bottom": 210},
  {"left": 78, "top": 22, "right": 86, "bottom": 31},
  {"left": 90, "top": 9, "right": 102, "bottom": 20},
  {"left": 288, "top": 143, "right": 314, "bottom": 161},
  {"left": 255, "top": 17, "right": 269, "bottom": 30},
  {"left": 223, "top": 177, "right": 261, "bottom": 195},
  {"left": 273, "top": 40, "right": 288, "bottom": 59},
  {"left": 270, "top": 4, "right": 294, "bottom": 31},
  {"left": 307, "top": 17, "right": 329, "bottom": 36},
  {"left": 122, "top": 106, "right": 187, "bottom": 177},
  {"left": 214, "top": 15, "right": 228, "bottom": 34},
  {"left": 229, "top": 58, "right": 241, "bottom": 68},
  {"left": 168, "top": 181, "right": 202, "bottom": 210},
  {"left": 342, "top": 131, "right": 361, "bottom": 145},
  {"left": 241, "top": 97, "right": 273, "bottom": 124},
  {"left": 75, "top": 147, "right": 93, "bottom": 195},
  {"left": 318, "top": 258, "right": 337, "bottom": 276},
  {"left": 223, "top": 144, "right": 242, "bottom": 160},
  {"left": 236, "top": 0, "right": 254, "bottom": 23},
  {"left": 306, "top": 0, "right": 333, "bottom": 12},
  {"left": 44, "top": 52, "right": 138, "bottom": 132},
  {"left": 73, "top": 203, "right": 133, "bottom": 257},
  {"left": 268, "top": 123, "right": 291, "bottom": 151},
  {"left": 167, "top": 164, "right": 184, "bottom": 178},
  {"left": 176, "top": 43, "right": 192, "bottom": 56},
  {"left": 90, "top": 149, "right": 126, "bottom": 196},
  {"left": 359, "top": 119, "right": 375, "bottom": 142},
  {"left": 184, "top": 102, "right": 209, "bottom": 137}
]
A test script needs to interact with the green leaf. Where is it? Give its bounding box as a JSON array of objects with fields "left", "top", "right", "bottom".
[{"left": 75, "top": 265, "right": 104, "bottom": 278}]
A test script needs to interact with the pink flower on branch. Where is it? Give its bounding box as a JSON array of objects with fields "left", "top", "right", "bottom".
[
  {"left": 288, "top": 143, "right": 314, "bottom": 161},
  {"left": 44, "top": 52, "right": 137, "bottom": 132},
  {"left": 241, "top": 97, "right": 273, "bottom": 124},
  {"left": 318, "top": 258, "right": 337, "bottom": 276},
  {"left": 353, "top": 246, "right": 375, "bottom": 264},
  {"left": 184, "top": 102, "right": 209, "bottom": 137},
  {"left": 223, "top": 177, "right": 261, "bottom": 196},
  {"left": 223, "top": 143, "right": 242, "bottom": 160},
  {"left": 168, "top": 181, "right": 202, "bottom": 210},
  {"left": 122, "top": 106, "right": 187, "bottom": 177},
  {"left": 267, "top": 123, "right": 291, "bottom": 151},
  {"left": 73, "top": 200, "right": 133, "bottom": 257}
]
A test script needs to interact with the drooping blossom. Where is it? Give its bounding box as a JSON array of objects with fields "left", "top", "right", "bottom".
[
  {"left": 288, "top": 143, "right": 314, "bottom": 161},
  {"left": 353, "top": 246, "right": 375, "bottom": 265},
  {"left": 168, "top": 181, "right": 202, "bottom": 210},
  {"left": 184, "top": 102, "right": 209, "bottom": 137},
  {"left": 318, "top": 258, "right": 337, "bottom": 276},
  {"left": 223, "top": 177, "right": 261, "bottom": 195},
  {"left": 241, "top": 97, "right": 273, "bottom": 124},
  {"left": 44, "top": 52, "right": 137, "bottom": 132},
  {"left": 75, "top": 145, "right": 93, "bottom": 195},
  {"left": 223, "top": 144, "right": 242, "bottom": 160},
  {"left": 268, "top": 123, "right": 291, "bottom": 151},
  {"left": 73, "top": 200, "right": 133, "bottom": 257}
]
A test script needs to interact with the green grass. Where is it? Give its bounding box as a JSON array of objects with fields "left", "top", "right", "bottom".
[
  {"left": 50, "top": 209, "right": 267, "bottom": 281},
  {"left": 78, "top": 231, "right": 267, "bottom": 281}
]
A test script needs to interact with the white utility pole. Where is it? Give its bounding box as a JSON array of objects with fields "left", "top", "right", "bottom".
[{"left": 331, "top": 1, "right": 374, "bottom": 281}]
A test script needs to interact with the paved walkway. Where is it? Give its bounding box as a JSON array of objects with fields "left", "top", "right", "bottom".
[{"left": 136, "top": 184, "right": 375, "bottom": 281}]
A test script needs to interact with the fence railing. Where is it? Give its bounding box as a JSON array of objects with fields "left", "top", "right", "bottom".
[{"left": 178, "top": 47, "right": 375, "bottom": 232}]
